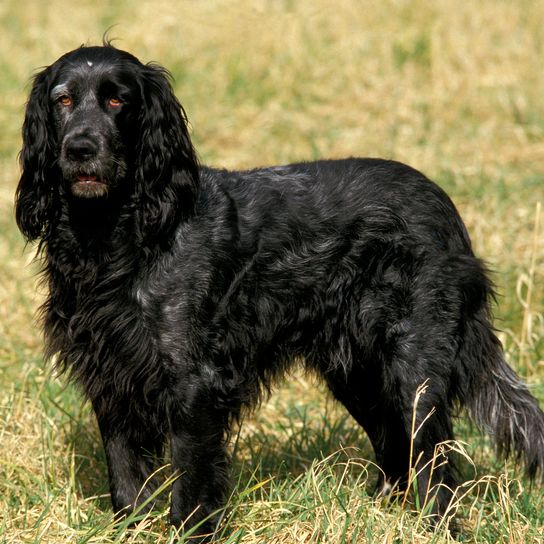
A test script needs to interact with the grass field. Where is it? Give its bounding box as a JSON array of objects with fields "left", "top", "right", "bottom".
[{"left": 1, "top": 0, "right": 543, "bottom": 542}]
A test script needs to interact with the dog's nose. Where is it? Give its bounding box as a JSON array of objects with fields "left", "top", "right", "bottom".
[{"left": 65, "top": 135, "right": 99, "bottom": 161}]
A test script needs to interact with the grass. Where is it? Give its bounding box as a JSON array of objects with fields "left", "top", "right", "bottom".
[{"left": 0, "top": 0, "right": 543, "bottom": 542}]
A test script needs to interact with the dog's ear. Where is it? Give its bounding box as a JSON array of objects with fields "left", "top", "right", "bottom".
[
  {"left": 15, "top": 66, "right": 60, "bottom": 241},
  {"left": 135, "top": 64, "right": 199, "bottom": 241}
]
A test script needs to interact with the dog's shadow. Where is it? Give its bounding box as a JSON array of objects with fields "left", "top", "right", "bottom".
[
  {"left": 232, "top": 400, "right": 374, "bottom": 483},
  {"left": 65, "top": 385, "right": 376, "bottom": 512}
]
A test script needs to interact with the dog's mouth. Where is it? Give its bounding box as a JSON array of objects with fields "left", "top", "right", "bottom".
[{"left": 71, "top": 174, "right": 109, "bottom": 198}]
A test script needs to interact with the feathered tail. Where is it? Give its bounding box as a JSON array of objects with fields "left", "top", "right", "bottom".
[{"left": 462, "top": 307, "right": 544, "bottom": 479}]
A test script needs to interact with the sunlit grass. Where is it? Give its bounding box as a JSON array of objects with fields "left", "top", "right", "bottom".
[{"left": 1, "top": 1, "right": 543, "bottom": 542}]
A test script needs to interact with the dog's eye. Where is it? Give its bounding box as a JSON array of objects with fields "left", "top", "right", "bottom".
[
  {"left": 58, "top": 95, "right": 73, "bottom": 107},
  {"left": 108, "top": 97, "right": 122, "bottom": 108}
]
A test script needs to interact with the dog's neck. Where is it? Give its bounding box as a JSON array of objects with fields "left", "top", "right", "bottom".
[{"left": 61, "top": 192, "right": 130, "bottom": 249}]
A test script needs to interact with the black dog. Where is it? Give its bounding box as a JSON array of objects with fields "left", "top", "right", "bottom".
[{"left": 16, "top": 45, "right": 544, "bottom": 539}]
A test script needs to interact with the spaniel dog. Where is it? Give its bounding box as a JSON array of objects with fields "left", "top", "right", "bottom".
[{"left": 16, "top": 45, "right": 544, "bottom": 540}]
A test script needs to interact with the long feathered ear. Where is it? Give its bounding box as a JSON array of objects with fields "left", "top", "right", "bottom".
[
  {"left": 15, "top": 66, "right": 59, "bottom": 242},
  {"left": 135, "top": 63, "right": 199, "bottom": 241}
]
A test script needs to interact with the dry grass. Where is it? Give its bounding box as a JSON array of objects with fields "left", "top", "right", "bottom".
[{"left": 1, "top": 0, "right": 543, "bottom": 542}]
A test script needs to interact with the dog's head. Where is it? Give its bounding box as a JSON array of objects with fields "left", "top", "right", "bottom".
[{"left": 16, "top": 44, "right": 199, "bottom": 241}]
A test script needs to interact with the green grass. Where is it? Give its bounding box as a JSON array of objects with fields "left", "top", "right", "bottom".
[{"left": 1, "top": 0, "right": 543, "bottom": 542}]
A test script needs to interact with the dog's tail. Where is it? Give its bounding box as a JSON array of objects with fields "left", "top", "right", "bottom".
[{"left": 459, "top": 274, "right": 544, "bottom": 479}]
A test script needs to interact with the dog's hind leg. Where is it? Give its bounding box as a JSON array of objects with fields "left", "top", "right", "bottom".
[
  {"left": 324, "top": 354, "right": 458, "bottom": 520},
  {"left": 394, "top": 381, "right": 458, "bottom": 519},
  {"left": 324, "top": 363, "right": 411, "bottom": 495}
]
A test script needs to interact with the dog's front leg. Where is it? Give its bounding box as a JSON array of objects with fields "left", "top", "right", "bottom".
[
  {"left": 169, "top": 394, "right": 230, "bottom": 541},
  {"left": 93, "top": 398, "right": 164, "bottom": 520}
]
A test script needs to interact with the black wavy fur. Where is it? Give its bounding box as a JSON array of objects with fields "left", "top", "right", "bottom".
[{"left": 16, "top": 45, "right": 544, "bottom": 540}]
